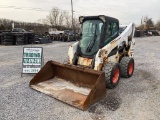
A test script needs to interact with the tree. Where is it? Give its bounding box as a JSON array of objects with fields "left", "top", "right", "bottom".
[
  {"left": 46, "top": 7, "right": 61, "bottom": 27},
  {"left": 155, "top": 20, "right": 160, "bottom": 30},
  {"left": 144, "top": 16, "right": 154, "bottom": 28},
  {"left": 73, "top": 17, "right": 80, "bottom": 31},
  {"left": 58, "top": 11, "right": 65, "bottom": 29},
  {"left": 0, "top": 24, "right": 5, "bottom": 30},
  {"left": 63, "top": 12, "right": 72, "bottom": 29}
]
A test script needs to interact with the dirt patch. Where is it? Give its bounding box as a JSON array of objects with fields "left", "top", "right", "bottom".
[
  {"left": 100, "top": 94, "right": 121, "bottom": 111},
  {"left": 88, "top": 92, "right": 121, "bottom": 120},
  {"left": 135, "top": 69, "right": 159, "bottom": 88},
  {"left": 151, "top": 83, "right": 159, "bottom": 91},
  {"left": 125, "top": 69, "right": 159, "bottom": 94},
  {"left": 135, "top": 69, "right": 153, "bottom": 80}
]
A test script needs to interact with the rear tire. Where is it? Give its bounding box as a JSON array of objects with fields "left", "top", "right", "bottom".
[
  {"left": 120, "top": 57, "right": 134, "bottom": 78},
  {"left": 102, "top": 62, "right": 121, "bottom": 89}
]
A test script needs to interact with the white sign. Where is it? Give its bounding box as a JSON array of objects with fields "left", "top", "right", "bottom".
[{"left": 22, "top": 47, "right": 43, "bottom": 73}]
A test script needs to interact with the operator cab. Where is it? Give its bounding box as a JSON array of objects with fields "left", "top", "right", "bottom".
[{"left": 78, "top": 15, "right": 119, "bottom": 59}]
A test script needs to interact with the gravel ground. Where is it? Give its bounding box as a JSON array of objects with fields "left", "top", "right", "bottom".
[{"left": 0, "top": 37, "right": 160, "bottom": 120}]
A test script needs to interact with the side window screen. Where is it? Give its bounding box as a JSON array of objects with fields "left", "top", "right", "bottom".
[
  {"left": 112, "top": 22, "right": 118, "bottom": 36},
  {"left": 106, "top": 22, "right": 112, "bottom": 37},
  {"left": 104, "top": 22, "right": 118, "bottom": 46}
]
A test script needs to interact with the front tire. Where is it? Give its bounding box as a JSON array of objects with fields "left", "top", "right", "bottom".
[{"left": 102, "top": 62, "right": 121, "bottom": 89}]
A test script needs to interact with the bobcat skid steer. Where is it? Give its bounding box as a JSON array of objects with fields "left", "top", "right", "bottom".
[{"left": 30, "top": 15, "right": 135, "bottom": 110}]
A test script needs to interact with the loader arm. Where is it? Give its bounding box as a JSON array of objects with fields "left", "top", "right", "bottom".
[
  {"left": 97, "top": 22, "right": 135, "bottom": 62},
  {"left": 92, "top": 22, "right": 135, "bottom": 73}
]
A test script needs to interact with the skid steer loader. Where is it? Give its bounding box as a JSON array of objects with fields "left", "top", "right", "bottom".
[{"left": 30, "top": 15, "right": 135, "bottom": 110}]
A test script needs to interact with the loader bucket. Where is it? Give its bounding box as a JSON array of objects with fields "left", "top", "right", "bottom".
[{"left": 29, "top": 61, "right": 106, "bottom": 110}]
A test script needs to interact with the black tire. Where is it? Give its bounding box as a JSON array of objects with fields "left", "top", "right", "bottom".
[
  {"left": 4, "top": 36, "right": 13, "bottom": 39},
  {"left": 5, "top": 33, "right": 12, "bottom": 35},
  {"left": 3, "top": 42, "right": 13, "bottom": 45},
  {"left": 120, "top": 57, "right": 134, "bottom": 78},
  {"left": 28, "top": 39, "right": 35, "bottom": 44},
  {"left": 102, "top": 62, "right": 121, "bottom": 89},
  {"left": 16, "top": 41, "right": 24, "bottom": 45},
  {"left": 3, "top": 39, "right": 13, "bottom": 42},
  {"left": 1, "top": 35, "right": 4, "bottom": 43},
  {"left": 17, "top": 39, "right": 24, "bottom": 42},
  {"left": 24, "top": 40, "right": 29, "bottom": 44}
]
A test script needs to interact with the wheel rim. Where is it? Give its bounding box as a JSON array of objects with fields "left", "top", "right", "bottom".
[
  {"left": 112, "top": 68, "right": 119, "bottom": 84},
  {"left": 128, "top": 62, "right": 134, "bottom": 75}
]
